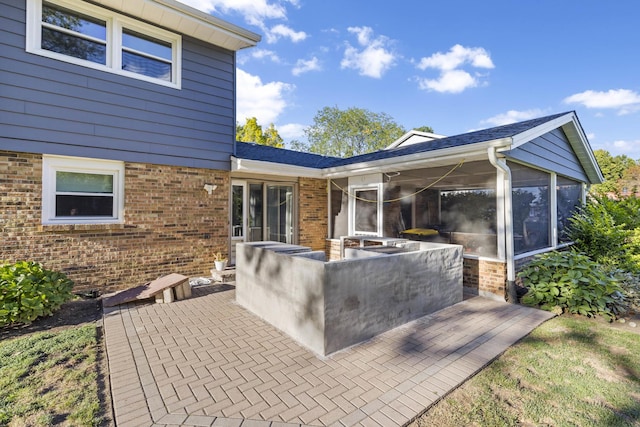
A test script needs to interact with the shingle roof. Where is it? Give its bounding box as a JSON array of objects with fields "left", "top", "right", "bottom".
[
  {"left": 235, "top": 142, "right": 338, "bottom": 168},
  {"left": 234, "top": 112, "right": 571, "bottom": 169}
]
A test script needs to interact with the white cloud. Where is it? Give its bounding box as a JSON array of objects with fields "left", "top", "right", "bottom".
[
  {"left": 417, "top": 44, "right": 494, "bottom": 71},
  {"left": 592, "top": 139, "right": 640, "bottom": 159},
  {"left": 236, "top": 69, "right": 294, "bottom": 125},
  {"left": 176, "top": 0, "right": 286, "bottom": 26},
  {"left": 417, "top": 70, "right": 477, "bottom": 94},
  {"left": 564, "top": 89, "right": 640, "bottom": 115},
  {"left": 612, "top": 139, "right": 640, "bottom": 157},
  {"left": 481, "top": 109, "right": 547, "bottom": 126},
  {"left": 237, "top": 48, "right": 280, "bottom": 65},
  {"left": 340, "top": 26, "right": 397, "bottom": 79},
  {"left": 278, "top": 123, "right": 306, "bottom": 140},
  {"left": 292, "top": 57, "right": 321, "bottom": 76},
  {"left": 265, "top": 24, "right": 308, "bottom": 44},
  {"left": 415, "top": 44, "right": 494, "bottom": 93}
]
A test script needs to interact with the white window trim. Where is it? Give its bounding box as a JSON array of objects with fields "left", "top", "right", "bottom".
[
  {"left": 42, "top": 155, "right": 125, "bottom": 225},
  {"left": 26, "top": 0, "right": 182, "bottom": 89},
  {"left": 349, "top": 184, "right": 383, "bottom": 236}
]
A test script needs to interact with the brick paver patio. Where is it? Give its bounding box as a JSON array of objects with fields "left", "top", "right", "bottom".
[{"left": 103, "top": 283, "right": 554, "bottom": 426}]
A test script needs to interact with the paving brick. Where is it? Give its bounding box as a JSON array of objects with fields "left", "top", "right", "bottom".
[
  {"left": 153, "top": 413, "right": 189, "bottom": 425},
  {"left": 239, "top": 401, "right": 270, "bottom": 419},
  {"left": 258, "top": 402, "right": 289, "bottom": 420},
  {"left": 104, "top": 286, "right": 554, "bottom": 427},
  {"left": 211, "top": 418, "right": 243, "bottom": 427}
]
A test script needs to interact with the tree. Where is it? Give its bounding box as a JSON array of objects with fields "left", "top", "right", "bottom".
[
  {"left": 414, "top": 125, "right": 435, "bottom": 133},
  {"left": 620, "top": 164, "right": 640, "bottom": 196},
  {"left": 291, "top": 106, "right": 406, "bottom": 158},
  {"left": 236, "top": 117, "right": 283, "bottom": 148},
  {"left": 591, "top": 149, "right": 636, "bottom": 195}
]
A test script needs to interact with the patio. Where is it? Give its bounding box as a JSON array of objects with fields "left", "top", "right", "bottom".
[{"left": 103, "top": 283, "right": 554, "bottom": 427}]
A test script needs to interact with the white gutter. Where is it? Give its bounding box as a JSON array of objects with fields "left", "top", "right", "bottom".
[
  {"left": 232, "top": 157, "right": 325, "bottom": 178},
  {"left": 488, "top": 146, "right": 517, "bottom": 302},
  {"left": 322, "top": 138, "right": 511, "bottom": 178}
]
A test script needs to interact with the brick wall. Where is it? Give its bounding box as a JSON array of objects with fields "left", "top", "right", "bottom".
[
  {"left": 463, "top": 258, "right": 506, "bottom": 298},
  {"left": 298, "top": 177, "right": 328, "bottom": 251},
  {"left": 1, "top": 151, "right": 229, "bottom": 293}
]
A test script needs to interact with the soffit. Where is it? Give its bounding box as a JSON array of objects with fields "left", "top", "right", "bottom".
[{"left": 92, "top": 0, "right": 261, "bottom": 50}]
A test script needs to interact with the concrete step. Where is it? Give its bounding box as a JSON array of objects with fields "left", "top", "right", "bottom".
[{"left": 211, "top": 267, "right": 235, "bottom": 283}]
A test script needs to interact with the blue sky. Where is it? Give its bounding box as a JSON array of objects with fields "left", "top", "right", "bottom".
[{"left": 177, "top": 0, "right": 640, "bottom": 159}]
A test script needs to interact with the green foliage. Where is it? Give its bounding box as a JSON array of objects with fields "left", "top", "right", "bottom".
[
  {"left": 567, "top": 194, "right": 640, "bottom": 272},
  {"left": 591, "top": 149, "right": 638, "bottom": 195},
  {"left": 0, "top": 261, "right": 74, "bottom": 327},
  {"left": 518, "top": 251, "right": 625, "bottom": 320},
  {"left": 413, "top": 125, "right": 435, "bottom": 133},
  {"left": 291, "top": 106, "right": 406, "bottom": 157},
  {"left": 615, "top": 270, "right": 640, "bottom": 314},
  {"left": 236, "top": 117, "right": 284, "bottom": 147}
]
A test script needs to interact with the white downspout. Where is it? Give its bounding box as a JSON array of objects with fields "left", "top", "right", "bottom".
[{"left": 488, "top": 147, "right": 517, "bottom": 302}]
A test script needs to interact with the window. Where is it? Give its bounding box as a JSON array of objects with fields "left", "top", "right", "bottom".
[
  {"left": 511, "top": 164, "right": 550, "bottom": 254},
  {"left": 353, "top": 187, "right": 381, "bottom": 235},
  {"left": 557, "top": 177, "right": 583, "bottom": 243},
  {"left": 42, "top": 156, "right": 124, "bottom": 224},
  {"left": 27, "top": 0, "right": 181, "bottom": 88}
]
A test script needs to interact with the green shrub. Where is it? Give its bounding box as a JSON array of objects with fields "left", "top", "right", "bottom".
[
  {"left": 615, "top": 270, "right": 640, "bottom": 314},
  {"left": 0, "top": 261, "right": 74, "bottom": 327},
  {"left": 518, "top": 251, "right": 626, "bottom": 321},
  {"left": 567, "top": 195, "right": 640, "bottom": 272}
]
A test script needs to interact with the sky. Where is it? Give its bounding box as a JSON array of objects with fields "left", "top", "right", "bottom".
[{"left": 177, "top": 0, "right": 640, "bottom": 160}]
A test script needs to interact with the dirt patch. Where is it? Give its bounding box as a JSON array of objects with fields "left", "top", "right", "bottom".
[
  {"left": 564, "top": 312, "right": 640, "bottom": 335},
  {"left": 0, "top": 297, "right": 113, "bottom": 427}
]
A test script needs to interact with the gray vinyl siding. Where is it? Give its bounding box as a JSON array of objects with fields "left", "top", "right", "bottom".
[
  {"left": 0, "top": 0, "right": 236, "bottom": 170},
  {"left": 503, "top": 128, "right": 588, "bottom": 182}
]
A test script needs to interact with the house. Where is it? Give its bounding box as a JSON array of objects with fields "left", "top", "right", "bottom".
[
  {"left": 1, "top": 2, "right": 602, "bottom": 301},
  {"left": 231, "top": 111, "right": 604, "bottom": 300},
  {"left": 1, "top": 0, "right": 260, "bottom": 291}
]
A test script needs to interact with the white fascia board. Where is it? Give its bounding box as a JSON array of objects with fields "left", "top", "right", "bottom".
[
  {"left": 231, "top": 157, "right": 324, "bottom": 178},
  {"left": 561, "top": 121, "right": 605, "bottom": 184},
  {"left": 96, "top": 0, "right": 261, "bottom": 50},
  {"left": 510, "top": 112, "right": 574, "bottom": 149},
  {"left": 509, "top": 111, "right": 604, "bottom": 184},
  {"left": 322, "top": 139, "right": 512, "bottom": 178},
  {"left": 386, "top": 130, "right": 447, "bottom": 149}
]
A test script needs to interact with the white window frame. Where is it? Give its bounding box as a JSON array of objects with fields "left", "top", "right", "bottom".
[
  {"left": 42, "top": 155, "right": 125, "bottom": 225},
  {"left": 349, "top": 184, "right": 383, "bottom": 236},
  {"left": 26, "top": 0, "right": 182, "bottom": 89}
]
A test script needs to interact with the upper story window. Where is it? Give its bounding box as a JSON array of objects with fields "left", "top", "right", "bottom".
[
  {"left": 42, "top": 155, "right": 125, "bottom": 225},
  {"left": 27, "top": 0, "right": 181, "bottom": 88}
]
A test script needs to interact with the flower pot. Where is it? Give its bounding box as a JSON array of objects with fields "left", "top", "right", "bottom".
[{"left": 214, "top": 260, "right": 227, "bottom": 271}]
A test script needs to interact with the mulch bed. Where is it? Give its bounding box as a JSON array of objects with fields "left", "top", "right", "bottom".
[{"left": 0, "top": 297, "right": 103, "bottom": 341}]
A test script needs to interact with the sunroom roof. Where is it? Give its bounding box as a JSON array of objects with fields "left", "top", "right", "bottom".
[{"left": 233, "top": 111, "right": 603, "bottom": 183}]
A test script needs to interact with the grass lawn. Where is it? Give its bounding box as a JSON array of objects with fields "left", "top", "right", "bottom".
[
  {"left": 412, "top": 315, "right": 640, "bottom": 427},
  {"left": 0, "top": 324, "right": 105, "bottom": 426}
]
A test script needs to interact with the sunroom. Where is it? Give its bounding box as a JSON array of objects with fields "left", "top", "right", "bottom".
[{"left": 232, "top": 111, "right": 603, "bottom": 300}]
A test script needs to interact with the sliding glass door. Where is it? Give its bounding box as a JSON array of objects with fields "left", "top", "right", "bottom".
[
  {"left": 267, "top": 184, "right": 294, "bottom": 243},
  {"left": 231, "top": 180, "right": 296, "bottom": 262}
]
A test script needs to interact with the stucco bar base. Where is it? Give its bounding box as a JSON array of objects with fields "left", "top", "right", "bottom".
[{"left": 236, "top": 241, "right": 463, "bottom": 356}]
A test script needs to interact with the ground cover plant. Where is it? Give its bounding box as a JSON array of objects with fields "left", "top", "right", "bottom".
[
  {"left": 519, "top": 195, "right": 640, "bottom": 320},
  {"left": 0, "top": 324, "right": 104, "bottom": 426},
  {"left": 518, "top": 250, "right": 626, "bottom": 320},
  {"left": 412, "top": 315, "right": 640, "bottom": 427},
  {"left": 0, "top": 261, "right": 74, "bottom": 326},
  {"left": 568, "top": 194, "right": 640, "bottom": 273}
]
